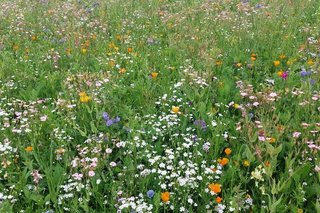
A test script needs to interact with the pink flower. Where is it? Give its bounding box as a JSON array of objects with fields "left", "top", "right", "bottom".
[
  {"left": 293, "top": 132, "right": 301, "bottom": 138},
  {"left": 31, "top": 170, "right": 43, "bottom": 184},
  {"left": 88, "top": 170, "right": 95, "bottom": 177},
  {"left": 72, "top": 173, "right": 83, "bottom": 180}
]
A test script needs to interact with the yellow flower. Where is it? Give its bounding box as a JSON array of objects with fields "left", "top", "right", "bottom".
[
  {"left": 161, "top": 192, "right": 170, "bottom": 203},
  {"left": 208, "top": 183, "right": 221, "bottom": 194},
  {"left": 80, "top": 95, "right": 91, "bottom": 103},
  {"left": 234, "top": 104, "right": 240, "bottom": 109},
  {"left": 79, "top": 92, "right": 87, "bottom": 97},
  {"left": 116, "top": 35, "right": 122, "bottom": 41},
  {"left": 12, "top": 44, "right": 19, "bottom": 51},
  {"left": 25, "top": 146, "right": 33, "bottom": 152},
  {"left": 108, "top": 60, "right": 115, "bottom": 67},
  {"left": 279, "top": 54, "right": 286, "bottom": 60},
  {"left": 297, "top": 208, "right": 303, "bottom": 213},
  {"left": 236, "top": 62, "right": 242, "bottom": 68},
  {"left": 31, "top": 35, "right": 37, "bottom": 41},
  {"left": 243, "top": 160, "right": 250, "bottom": 167},
  {"left": 171, "top": 106, "right": 180, "bottom": 114},
  {"left": 81, "top": 48, "right": 87, "bottom": 54},
  {"left": 267, "top": 137, "right": 276, "bottom": 143},
  {"left": 150, "top": 72, "right": 158, "bottom": 79},
  {"left": 224, "top": 148, "right": 232, "bottom": 155},
  {"left": 216, "top": 60, "right": 222, "bottom": 66},
  {"left": 273, "top": 60, "right": 281, "bottom": 67},
  {"left": 286, "top": 60, "right": 293, "bottom": 65},
  {"left": 91, "top": 34, "right": 97, "bottom": 40},
  {"left": 79, "top": 92, "right": 91, "bottom": 103},
  {"left": 307, "top": 59, "right": 314, "bottom": 66}
]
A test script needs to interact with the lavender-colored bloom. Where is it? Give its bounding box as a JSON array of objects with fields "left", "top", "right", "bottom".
[
  {"left": 103, "top": 112, "right": 120, "bottom": 126},
  {"left": 106, "top": 119, "right": 114, "bottom": 126},
  {"left": 300, "top": 68, "right": 311, "bottom": 77},
  {"left": 194, "top": 119, "right": 207, "bottom": 130},
  {"left": 147, "top": 190, "right": 155, "bottom": 198},
  {"left": 310, "top": 79, "right": 315, "bottom": 85},
  {"left": 102, "top": 112, "right": 109, "bottom": 121},
  {"left": 114, "top": 116, "right": 120, "bottom": 123}
]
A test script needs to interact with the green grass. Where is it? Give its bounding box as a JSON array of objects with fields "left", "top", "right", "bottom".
[{"left": 0, "top": 0, "right": 319, "bottom": 212}]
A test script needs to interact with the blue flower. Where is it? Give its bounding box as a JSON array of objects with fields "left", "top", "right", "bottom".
[
  {"left": 103, "top": 112, "right": 120, "bottom": 127},
  {"left": 147, "top": 190, "right": 155, "bottom": 198}
]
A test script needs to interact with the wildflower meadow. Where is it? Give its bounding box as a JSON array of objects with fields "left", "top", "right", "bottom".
[{"left": 0, "top": 0, "right": 319, "bottom": 212}]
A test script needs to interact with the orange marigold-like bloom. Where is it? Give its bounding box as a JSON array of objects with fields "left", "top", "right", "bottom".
[
  {"left": 218, "top": 157, "right": 229, "bottom": 166},
  {"left": 208, "top": 183, "right": 221, "bottom": 194},
  {"left": 224, "top": 148, "right": 232, "bottom": 155},
  {"left": 150, "top": 72, "right": 158, "bottom": 79},
  {"left": 274, "top": 60, "right": 281, "bottom": 67},
  {"left": 161, "top": 192, "right": 170, "bottom": 203},
  {"left": 216, "top": 196, "right": 223, "bottom": 203},
  {"left": 25, "top": 146, "right": 33, "bottom": 152}
]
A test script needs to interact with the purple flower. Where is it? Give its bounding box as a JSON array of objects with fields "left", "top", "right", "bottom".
[
  {"left": 194, "top": 119, "right": 207, "bottom": 130},
  {"left": 300, "top": 68, "right": 311, "bottom": 77},
  {"left": 102, "top": 112, "right": 109, "bottom": 121},
  {"left": 280, "top": 71, "right": 289, "bottom": 80},
  {"left": 106, "top": 119, "right": 114, "bottom": 126},
  {"left": 103, "top": 112, "right": 120, "bottom": 127},
  {"left": 147, "top": 190, "right": 155, "bottom": 198}
]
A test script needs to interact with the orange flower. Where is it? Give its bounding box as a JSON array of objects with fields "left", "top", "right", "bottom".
[
  {"left": 251, "top": 53, "right": 257, "bottom": 61},
  {"left": 274, "top": 60, "right": 280, "bottom": 67},
  {"left": 215, "top": 196, "right": 223, "bottom": 203},
  {"left": 264, "top": 160, "right": 271, "bottom": 167},
  {"left": 161, "top": 192, "right": 170, "bottom": 203},
  {"left": 218, "top": 157, "right": 229, "bottom": 166},
  {"left": 208, "top": 183, "right": 221, "bottom": 194},
  {"left": 216, "top": 60, "right": 222, "bottom": 66},
  {"left": 25, "top": 146, "right": 33, "bottom": 152},
  {"left": 119, "top": 68, "right": 126, "bottom": 74},
  {"left": 84, "top": 40, "right": 90, "bottom": 47},
  {"left": 224, "top": 148, "right": 232, "bottom": 155},
  {"left": 127, "top": 47, "right": 132, "bottom": 53},
  {"left": 31, "top": 35, "right": 37, "bottom": 41},
  {"left": 150, "top": 72, "right": 158, "bottom": 79},
  {"left": 277, "top": 70, "right": 283, "bottom": 77}
]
